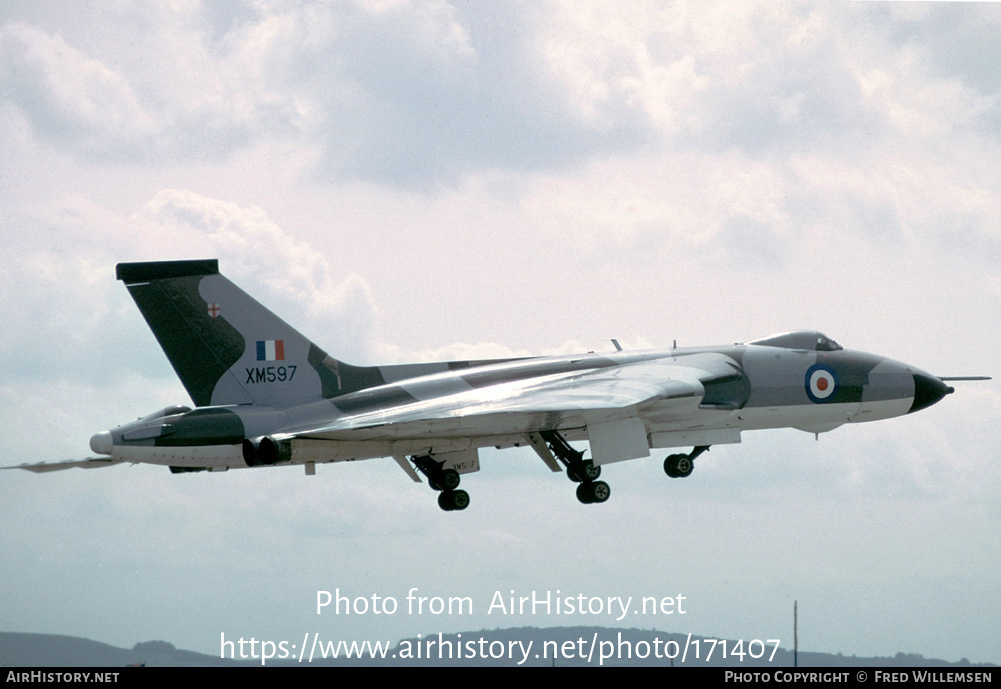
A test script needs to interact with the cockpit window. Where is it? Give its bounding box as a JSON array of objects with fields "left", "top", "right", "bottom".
[
  {"left": 816, "top": 334, "right": 842, "bottom": 351},
  {"left": 747, "top": 331, "right": 843, "bottom": 352}
]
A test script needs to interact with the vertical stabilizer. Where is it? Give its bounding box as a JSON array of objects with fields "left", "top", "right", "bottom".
[{"left": 116, "top": 260, "right": 380, "bottom": 407}]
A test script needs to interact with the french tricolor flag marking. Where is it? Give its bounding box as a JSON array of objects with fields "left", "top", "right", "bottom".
[{"left": 256, "top": 340, "right": 285, "bottom": 361}]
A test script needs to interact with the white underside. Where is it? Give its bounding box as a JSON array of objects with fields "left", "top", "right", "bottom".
[{"left": 110, "top": 395, "right": 915, "bottom": 471}]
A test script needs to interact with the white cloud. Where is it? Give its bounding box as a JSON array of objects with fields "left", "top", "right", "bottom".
[
  {"left": 0, "top": 23, "right": 157, "bottom": 151},
  {"left": 131, "top": 189, "right": 382, "bottom": 362}
]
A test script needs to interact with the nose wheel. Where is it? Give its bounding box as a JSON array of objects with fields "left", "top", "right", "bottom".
[{"left": 664, "top": 445, "right": 709, "bottom": 478}]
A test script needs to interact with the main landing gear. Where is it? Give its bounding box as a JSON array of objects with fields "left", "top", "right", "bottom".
[
  {"left": 539, "top": 430, "right": 611, "bottom": 505},
  {"left": 663, "top": 445, "right": 709, "bottom": 478},
  {"left": 412, "top": 454, "right": 470, "bottom": 512}
]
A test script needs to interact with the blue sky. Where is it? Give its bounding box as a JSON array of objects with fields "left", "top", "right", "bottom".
[{"left": 1, "top": 1, "right": 999, "bottom": 664}]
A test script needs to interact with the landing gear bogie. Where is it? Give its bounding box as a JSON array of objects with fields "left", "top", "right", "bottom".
[
  {"left": 412, "top": 455, "right": 470, "bottom": 511},
  {"left": 539, "top": 430, "right": 613, "bottom": 505}
]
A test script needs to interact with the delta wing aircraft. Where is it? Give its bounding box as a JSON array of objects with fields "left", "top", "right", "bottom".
[{"left": 6, "top": 260, "right": 989, "bottom": 510}]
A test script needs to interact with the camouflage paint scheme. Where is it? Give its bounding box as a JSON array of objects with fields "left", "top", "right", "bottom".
[{"left": 7, "top": 260, "right": 972, "bottom": 509}]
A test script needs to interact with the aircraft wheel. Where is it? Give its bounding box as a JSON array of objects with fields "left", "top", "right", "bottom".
[
  {"left": 567, "top": 460, "right": 600, "bottom": 483},
  {"left": 589, "top": 480, "right": 610, "bottom": 503},
  {"left": 664, "top": 455, "right": 680, "bottom": 477},
  {"left": 675, "top": 457, "right": 693, "bottom": 478},
  {"left": 664, "top": 454, "right": 694, "bottom": 478},
  {"left": 450, "top": 489, "right": 470, "bottom": 510},
  {"left": 438, "top": 489, "right": 470, "bottom": 511},
  {"left": 576, "top": 481, "right": 610, "bottom": 504},
  {"left": 580, "top": 460, "right": 601, "bottom": 481},
  {"left": 440, "top": 469, "right": 461, "bottom": 490}
]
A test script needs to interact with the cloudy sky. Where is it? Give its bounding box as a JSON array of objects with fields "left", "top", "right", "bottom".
[{"left": 1, "top": 1, "right": 999, "bottom": 665}]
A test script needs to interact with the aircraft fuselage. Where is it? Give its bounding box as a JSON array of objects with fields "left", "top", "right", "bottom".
[{"left": 92, "top": 341, "right": 949, "bottom": 470}]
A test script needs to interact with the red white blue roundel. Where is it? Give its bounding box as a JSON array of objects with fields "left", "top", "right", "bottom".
[{"left": 805, "top": 364, "right": 838, "bottom": 403}]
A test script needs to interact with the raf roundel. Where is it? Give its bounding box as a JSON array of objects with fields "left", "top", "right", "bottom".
[{"left": 805, "top": 364, "right": 838, "bottom": 403}]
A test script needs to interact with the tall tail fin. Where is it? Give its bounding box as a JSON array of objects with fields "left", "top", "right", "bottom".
[{"left": 117, "top": 260, "right": 383, "bottom": 407}]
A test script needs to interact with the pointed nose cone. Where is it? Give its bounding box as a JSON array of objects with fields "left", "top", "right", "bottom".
[{"left": 908, "top": 373, "right": 953, "bottom": 414}]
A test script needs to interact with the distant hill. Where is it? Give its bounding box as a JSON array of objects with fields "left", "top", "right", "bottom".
[
  {"left": 0, "top": 634, "right": 241, "bottom": 667},
  {"left": 1, "top": 629, "right": 996, "bottom": 667}
]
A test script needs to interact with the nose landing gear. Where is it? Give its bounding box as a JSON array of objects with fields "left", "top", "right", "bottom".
[{"left": 664, "top": 445, "right": 709, "bottom": 478}]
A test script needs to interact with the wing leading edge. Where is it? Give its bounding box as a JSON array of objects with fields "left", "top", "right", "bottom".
[{"left": 290, "top": 353, "right": 741, "bottom": 463}]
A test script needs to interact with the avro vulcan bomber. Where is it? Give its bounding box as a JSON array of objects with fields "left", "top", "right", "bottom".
[{"left": 7, "top": 260, "right": 988, "bottom": 511}]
